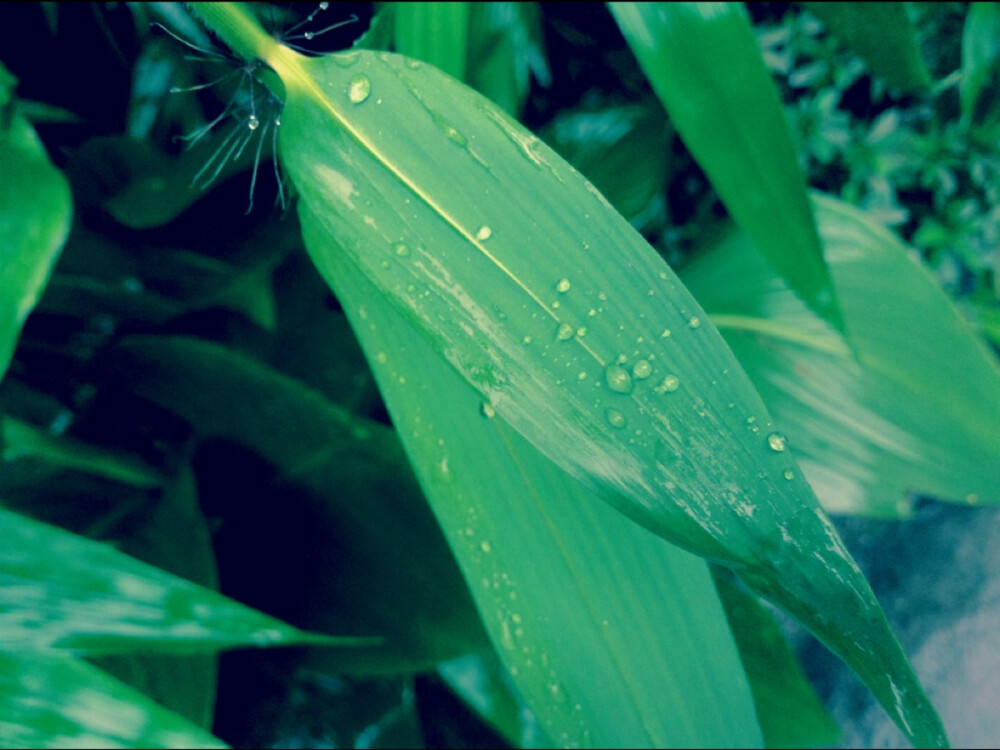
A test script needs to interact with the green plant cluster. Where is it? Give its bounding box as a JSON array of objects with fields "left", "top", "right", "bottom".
[{"left": 1, "top": 2, "right": 999, "bottom": 749}]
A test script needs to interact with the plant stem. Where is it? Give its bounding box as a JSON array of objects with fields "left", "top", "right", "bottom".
[{"left": 186, "top": 3, "right": 278, "bottom": 65}]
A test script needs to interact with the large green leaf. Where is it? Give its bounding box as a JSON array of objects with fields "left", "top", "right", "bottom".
[
  {"left": 246, "top": 31, "right": 946, "bottom": 747},
  {"left": 100, "top": 335, "right": 487, "bottom": 673},
  {"left": 0, "top": 62, "right": 72, "bottom": 383},
  {"left": 682, "top": 194, "right": 1000, "bottom": 517},
  {"left": 0, "top": 506, "right": 341, "bottom": 654},
  {"left": 608, "top": 2, "right": 840, "bottom": 333},
  {"left": 803, "top": 2, "right": 932, "bottom": 93},
  {"left": 299, "top": 214, "right": 762, "bottom": 747},
  {"left": 0, "top": 651, "right": 226, "bottom": 749}
]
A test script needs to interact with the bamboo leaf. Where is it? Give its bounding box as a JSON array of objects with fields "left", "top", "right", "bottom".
[
  {"left": 803, "top": 2, "right": 933, "bottom": 93},
  {"left": 0, "top": 62, "right": 72, "bottom": 383},
  {"left": 960, "top": 2, "right": 1000, "bottom": 138},
  {"left": 608, "top": 2, "right": 841, "bottom": 333},
  {"left": 394, "top": 2, "right": 471, "bottom": 81},
  {"left": 0, "top": 651, "right": 227, "bottom": 749},
  {"left": 253, "top": 39, "right": 949, "bottom": 746},
  {"left": 300, "top": 215, "right": 763, "bottom": 747},
  {"left": 682, "top": 194, "right": 1000, "bottom": 517},
  {"left": 0, "top": 506, "right": 347, "bottom": 654}
]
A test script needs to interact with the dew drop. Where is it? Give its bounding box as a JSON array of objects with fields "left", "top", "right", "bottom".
[
  {"left": 767, "top": 432, "right": 788, "bottom": 452},
  {"left": 605, "top": 408, "right": 627, "bottom": 429},
  {"left": 375, "top": 351, "right": 387, "bottom": 364},
  {"left": 247, "top": 114, "right": 259, "bottom": 130},
  {"left": 480, "top": 540, "right": 492, "bottom": 553},
  {"left": 522, "top": 335, "right": 532, "bottom": 344},
  {"left": 476, "top": 225, "right": 492, "bottom": 241},
  {"left": 783, "top": 468, "right": 796, "bottom": 480},
  {"left": 587, "top": 308, "right": 597, "bottom": 317},
  {"left": 406, "top": 59, "right": 423, "bottom": 70},
  {"left": 303, "top": 30, "right": 315, "bottom": 40},
  {"left": 632, "top": 360, "right": 653, "bottom": 380},
  {"left": 393, "top": 242, "right": 410, "bottom": 257},
  {"left": 319, "top": 1, "right": 330, "bottom": 9},
  {"left": 480, "top": 402, "right": 496, "bottom": 419},
  {"left": 556, "top": 278, "right": 571, "bottom": 293},
  {"left": 556, "top": 322, "right": 574, "bottom": 341},
  {"left": 688, "top": 316, "right": 701, "bottom": 329},
  {"left": 604, "top": 364, "right": 633, "bottom": 394},
  {"left": 655, "top": 374, "right": 680, "bottom": 394},
  {"left": 660, "top": 328, "right": 672, "bottom": 338},
  {"left": 576, "top": 326, "right": 587, "bottom": 338},
  {"left": 576, "top": 371, "right": 587, "bottom": 381},
  {"left": 348, "top": 74, "right": 371, "bottom": 104}
]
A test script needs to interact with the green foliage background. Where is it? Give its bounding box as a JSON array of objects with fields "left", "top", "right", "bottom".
[{"left": 0, "top": 2, "right": 998, "bottom": 748}]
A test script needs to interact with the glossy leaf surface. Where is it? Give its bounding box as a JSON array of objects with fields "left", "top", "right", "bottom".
[
  {"left": 0, "top": 651, "right": 226, "bottom": 749},
  {"left": 300, "top": 215, "right": 762, "bottom": 747},
  {"left": 257, "top": 35, "right": 945, "bottom": 746},
  {"left": 804, "top": 2, "right": 932, "bottom": 93},
  {"left": 682, "top": 194, "right": 1000, "bottom": 517},
  {"left": 609, "top": 2, "right": 840, "bottom": 332},
  {"left": 0, "top": 65, "right": 72, "bottom": 382},
  {"left": 0, "top": 506, "right": 338, "bottom": 654}
]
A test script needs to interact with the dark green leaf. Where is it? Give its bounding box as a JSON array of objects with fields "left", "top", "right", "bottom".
[
  {"left": 682, "top": 194, "right": 1000, "bottom": 517},
  {"left": 803, "top": 2, "right": 932, "bottom": 93},
  {"left": 960, "top": 2, "right": 1000, "bottom": 139},
  {"left": 609, "top": 2, "right": 841, "bottom": 332}
]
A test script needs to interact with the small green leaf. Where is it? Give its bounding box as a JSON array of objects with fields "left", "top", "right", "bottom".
[
  {"left": 0, "top": 651, "right": 227, "bottom": 749},
  {"left": 394, "top": 2, "right": 471, "bottom": 81},
  {"left": 261, "top": 38, "right": 945, "bottom": 747},
  {"left": 0, "top": 73, "right": 72, "bottom": 383},
  {"left": 0, "top": 506, "right": 344, "bottom": 654},
  {"left": 609, "top": 2, "right": 841, "bottom": 333},
  {"left": 960, "top": 2, "right": 1000, "bottom": 139},
  {"left": 683, "top": 194, "right": 1000, "bottom": 517},
  {"left": 803, "top": 2, "right": 932, "bottom": 93}
]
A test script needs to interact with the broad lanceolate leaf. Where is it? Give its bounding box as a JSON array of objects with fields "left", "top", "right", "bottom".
[
  {"left": 394, "top": 2, "right": 471, "bottom": 81},
  {"left": 682, "top": 194, "right": 1000, "bottom": 517},
  {"left": 608, "top": 2, "right": 841, "bottom": 333},
  {"left": 0, "top": 64, "right": 72, "bottom": 383},
  {"left": 960, "top": 2, "right": 1000, "bottom": 139},
  {"left": 300, "top": 215, "right": 763, "bottom": 747},
  {"left": 254, "top": 41, "right": 948, "bottom": 746},
  {"left": 0, "top": 506, "right": 343, "bottom": 654},
  {"left": 0, "top": 651, "right": 227, "bottom": 749},
  {"left": 803, "top": 2, "right": 933, "bottom": 93}
]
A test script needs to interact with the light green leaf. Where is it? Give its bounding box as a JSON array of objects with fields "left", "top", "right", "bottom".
[
  {"left": 0, "top": 651, "right": 227, "bottom": 749},
  {"left": 0, "top": 506, "right": 344, "bottom": 654},
  {"left": 960, "top": 2, "right": 1000, "bottom": 139},
  {"left": 608, "top": 2, "right": 841, "bottom": 333},
  {"left": 301, "top": 215, "right": 763, "bottom": 747},
  {"left": 260, "top": 36, "right": 945, "bottom": 746},
  {"left": 682, "top": 194, "right": 1000, "bottom": 517},
  {"left": 394, "top": 2, "right": 471, "bottom": 81},
  {"left": 0, "top": 64, "right": 72, "bottom": 383},
  {"left": 803, "top": 2, "right": 933, "bottom": 93},
  {"left": 102, "top": 335, "right": 487, "bottom": 673}
]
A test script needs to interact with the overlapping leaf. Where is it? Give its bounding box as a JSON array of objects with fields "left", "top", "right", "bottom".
[
  {"left": 682, "top": 194, "right": 1000, "bottom": 516},
  {"left": 252, "top": 36, "right": 946, "bottom": 750},
  {"left": 608, "top": 2, "right": 841, "bottom": 333}
]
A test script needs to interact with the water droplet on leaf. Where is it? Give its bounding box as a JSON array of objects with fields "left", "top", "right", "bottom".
[
  {"left": 476, "top": 225, "right": 492, "bottom": 241},
  {"left": 632, "top": 360, "right": 652, "bottom": 380},
  {"left": 348, "top": 74, "right": 371, "bottom": 104},
  {"left": 688, "top": 316, "right": 701, "bottom": 329},
  {"left": 654, "top": 374, "right": 680, "bottom": 394},
  {"left": 605, "top": 408, "right": 627, "bottom": 429},
  {"left": 480, "top": 402, "right": 496, "bottom": 419},
  {"left": 556, "top": 278, "right": 571, "bottom": 293},
  {"left": 556, "top": 323, "right": 574, "bottom": 341},
  {"left": 393, "top": 242, "right": 410, "bottom": 257},
  {"left": 767, "top": 432, "right": 788, "bottom": 452},
  {"left": 604, "top": 364, "right": 633, "bottom": 394}
]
